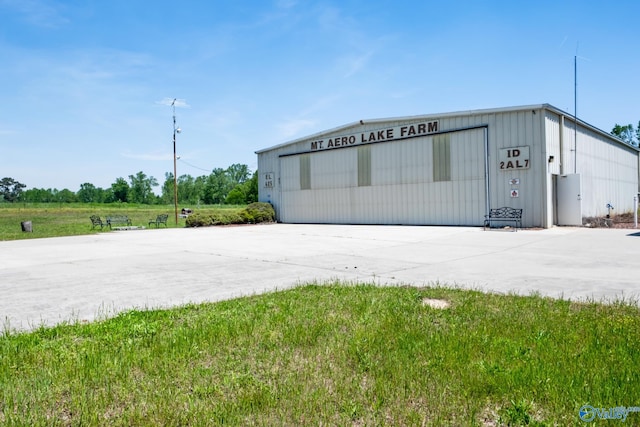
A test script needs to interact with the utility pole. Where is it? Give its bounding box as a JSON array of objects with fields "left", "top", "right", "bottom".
[{"left": 171, "top": 99, "right": 181, "bottom": 225}]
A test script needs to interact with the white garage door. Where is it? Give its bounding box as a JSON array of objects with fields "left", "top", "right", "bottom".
[{"left": 279, "top": 128, "right": 487, "bottom": 225}]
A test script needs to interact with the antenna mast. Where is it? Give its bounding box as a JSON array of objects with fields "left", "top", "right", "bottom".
[{"left": 574, "top": 50, "right": 578, "bottom": 173}]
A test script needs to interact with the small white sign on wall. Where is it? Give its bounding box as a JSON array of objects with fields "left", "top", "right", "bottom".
[
  {"left": 510, "top": 189, "right": 519, "bottom": 198},
  {"left": 263, "top": 172, "right": 274, "bottom": 188}
]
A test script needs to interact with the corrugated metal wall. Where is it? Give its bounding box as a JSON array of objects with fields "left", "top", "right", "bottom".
[
  {"left": 576, "top": 126, "right": 638, "bottom": 216},
  {"left": 485, "top": 110, "right": 544, "bottom": 228},
  {"left": 279, "top": 128, "right": 486, "bottom": 225},
  {"left": 545, "top": 111, "right": 639, "bottom": 218}
]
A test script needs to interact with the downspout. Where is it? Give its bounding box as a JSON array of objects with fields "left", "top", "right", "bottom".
[
  {"left": 484, "top": 126, "right": 490, "bottom": 218},
  {"left": 559, "top": 115, "right": 564, "bottom": 175},
  {"left": 634, "top": 194, "right": 638, "bottom": 229},
  {"left": 277, "top": 165, "right": 282, "bottom": 222},
  {"left": 541, "top": 108, "right": 551, "bottom": 229}
]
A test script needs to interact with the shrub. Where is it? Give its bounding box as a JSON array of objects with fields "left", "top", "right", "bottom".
[
  {"left": 215, "top": 211, "right": 244, "bottom": 225},
  {"left": 185, "top": 212, "right": 214, "bottom": 227},
  {"left": 241, "top": 202, "right": 275, "bottom": 224},
  {"left": 185, "top": 203, "right": 275, "bottom": 227}
]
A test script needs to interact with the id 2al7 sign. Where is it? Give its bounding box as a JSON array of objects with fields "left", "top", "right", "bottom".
[{"left": 499, "top": 146, "right": 530, "bottom": 170}]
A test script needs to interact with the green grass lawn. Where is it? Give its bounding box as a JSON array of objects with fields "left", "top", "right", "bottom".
[
  {"left": 0, "top": 203, "right": 244, "bottom": 241},
  {"left": 1, "top": 283, "right": 638, "bottom": 426}
]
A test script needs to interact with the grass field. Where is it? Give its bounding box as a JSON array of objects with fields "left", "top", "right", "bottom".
[
  {"left": 1, "top": 283, "right": 639, "bottom": 426},
  {"left": 0, "top": 203, "right": 244, "bottom": 241}
]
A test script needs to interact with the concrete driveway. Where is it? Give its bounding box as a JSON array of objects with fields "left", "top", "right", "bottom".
[{"left": 1, "top": 224, "right": 638, "bottom": 332}]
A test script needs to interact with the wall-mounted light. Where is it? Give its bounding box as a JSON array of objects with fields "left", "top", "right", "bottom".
[{"left": 548, "top": 155, "right": 555, "bottom": 163}]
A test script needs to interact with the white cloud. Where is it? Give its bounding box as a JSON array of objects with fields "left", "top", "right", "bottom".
[
  {"left": 276, "top": 118, "right": 316, "bottom": 139},
  {"left": 342, "top": 51, "right": 374, "bottom": 78}
]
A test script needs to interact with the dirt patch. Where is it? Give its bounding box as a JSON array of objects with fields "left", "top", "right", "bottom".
[{"left": 583, "top": 213, "right": 638, "bottom": 229}]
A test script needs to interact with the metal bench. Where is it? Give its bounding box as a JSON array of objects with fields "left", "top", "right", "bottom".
[
  {"left": 484, "top": 207, "right": 523, "bottom": 231},
  {"left": 106, "top": 215, "right": 132, "bottom": 229},
  {"left": 149, "top": 214, "right": 169, "bottom": 228},
  {"left": 90, "top": 215, "right": 104, "bottom": 230}
]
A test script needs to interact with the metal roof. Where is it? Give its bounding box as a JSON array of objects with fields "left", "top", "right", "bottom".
[{"left": 256, "top": 103, "right": 639, "bottom": 154}]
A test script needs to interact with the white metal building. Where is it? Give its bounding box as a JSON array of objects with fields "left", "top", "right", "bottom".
[{"left": 256, "top": 104, "right": 639, "bottom": 228}]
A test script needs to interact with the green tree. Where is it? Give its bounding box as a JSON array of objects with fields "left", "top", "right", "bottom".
[
  {"left": 225, "top": 171, "right": 258, "bottom": 204},
  {"left": 76, "top": 183, "right": 105, "bottom": 203},
  {"left": 244, "top": 171, "right": 258, "bottom": 203},
  {"left": 128, "top": 171, "right": 158, "bottom": 204},
  {"left": 193, "top": 175, "right": 207, "bottom": 203},
  {"left": 177, "top": 174, "right": 199, "bottom": 205},
  {"left": 161, "top": 172, "right": 176, "bottom": 205},
  {"left": 162, "top": 173, "right": 203, "bottom": 205},
  {"left": 202, "top": 168, "right": 232, "bottom": 204},
  {"left": 110, "top": 177, "right": 130, "bottom": 203},
  {"left": 226, "top": 163, "right": 250, "bottom": 185},
  {"left": 0, "top": 177, "right": 26, "bottom": 202},
  {"left": 21, "top": 188, "right": 50, "bottom": 203},
  {"left": 611, "top": 123, "right": 639, "bottom": 147},
  {"left": 161, "top": 163, "right": 255, "bottom": 205},
  {"left": 55, "top": 188, "right": 77, "bottom": 203},
  {"left": 225, "top": 186, "right": 246, "bottom": 204}
]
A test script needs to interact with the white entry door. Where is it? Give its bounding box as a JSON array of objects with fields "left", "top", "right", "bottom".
[{"left": 557, "top": 174, "right": 582, "bottom": 226}]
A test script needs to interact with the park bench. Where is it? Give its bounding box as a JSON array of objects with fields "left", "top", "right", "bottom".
[
  {"left": 90, "top": 215, "right": 104, "bottom": 230},
  {"left": 149, "top": 213, "right": 169, "bottom": 228},
  {"left": 106, "top": 215, "right": 132, "bottom": 229},
  {"left": 484, "top": 207, "right": 523, "bottom": 231}
]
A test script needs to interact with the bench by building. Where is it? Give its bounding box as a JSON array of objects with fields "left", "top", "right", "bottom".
[{"left": 484, "top": 207, "right": 523, "bottom": 231}]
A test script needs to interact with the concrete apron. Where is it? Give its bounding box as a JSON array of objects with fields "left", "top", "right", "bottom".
[{"left": 1, "top": 224, "right": 638, "bottom": 332}]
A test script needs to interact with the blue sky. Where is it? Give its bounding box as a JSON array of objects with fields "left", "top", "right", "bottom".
[{"left": 1, "top": 0, "right": 638, "bottom": 192}]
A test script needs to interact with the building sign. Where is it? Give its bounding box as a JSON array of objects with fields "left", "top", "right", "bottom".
[
  {"left": 309, "top": 120, "right": 439, "bottom": 152},
  {"left": 263, "top": 172, "right": 274, "bottom": 188},
  {"left": 499, "top": 146, "right": 530, "bottom": 170}
]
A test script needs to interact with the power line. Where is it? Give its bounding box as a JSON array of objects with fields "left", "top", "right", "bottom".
[{"left": 177, "top": 158, "right": 212, "bottom": 173}]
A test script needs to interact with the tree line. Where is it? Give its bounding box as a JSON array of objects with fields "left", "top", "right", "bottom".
[{"left": 0, "top": 163, "right": 258, "bottom": 205}]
